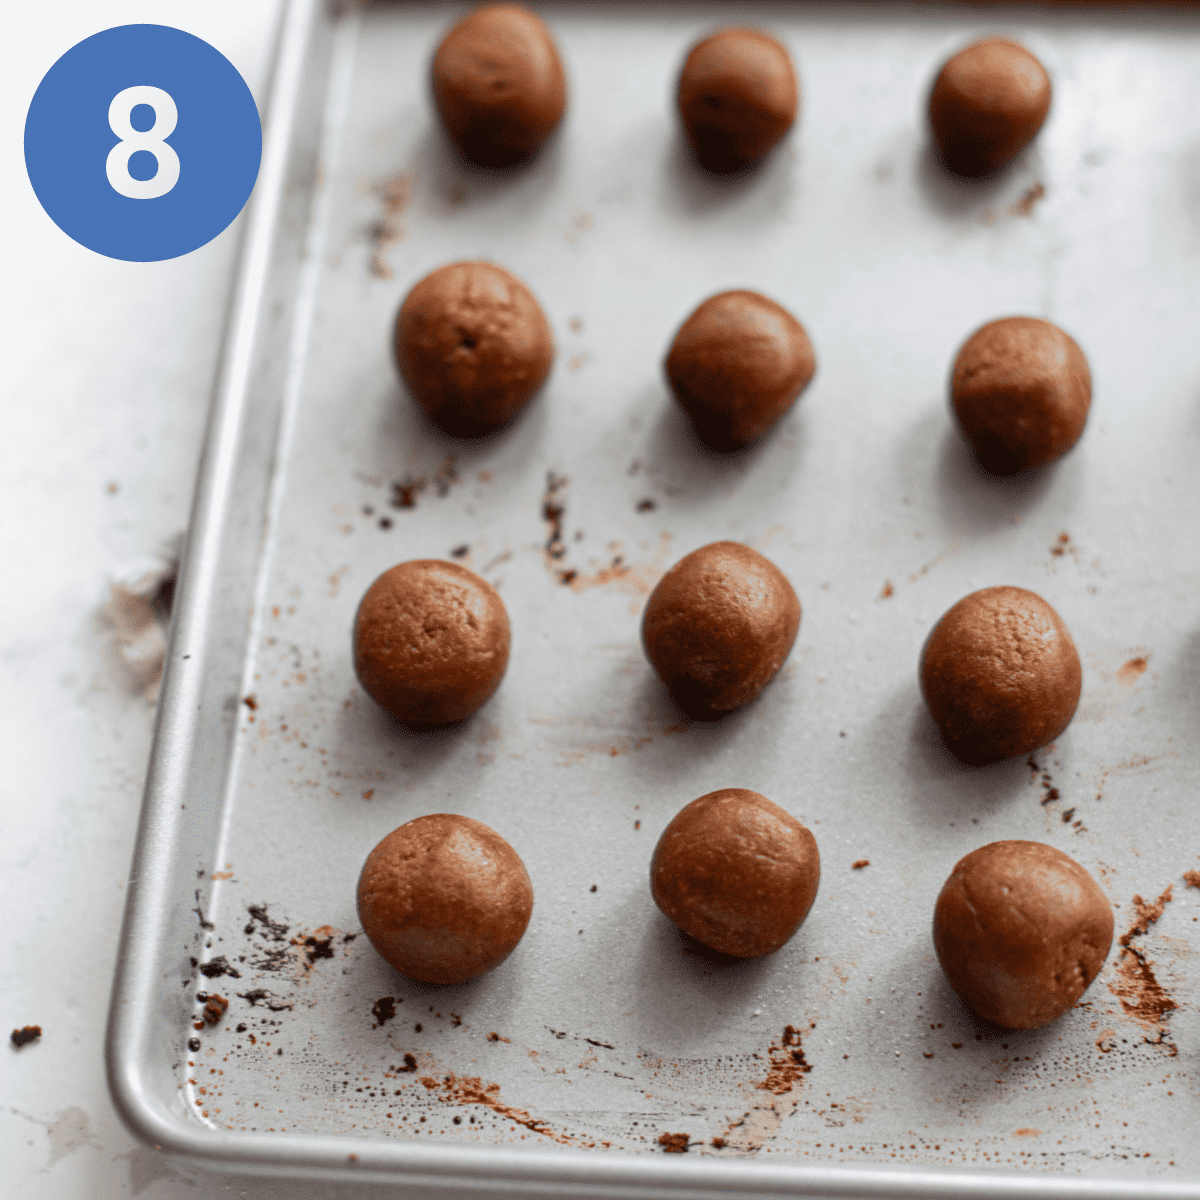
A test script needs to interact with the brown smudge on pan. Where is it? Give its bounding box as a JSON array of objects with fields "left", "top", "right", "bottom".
[
  {"left": 419, "top": 1072, "right": 572, "bottom": 1143},
  {"left": 1009, "top": 181, "right": 1045, "bottom": 217},
  {"left": 557, "top": 533, "right": 673, "bottom": 598},
  {"left": 1117, "top": 657, "right": 1148, "bottom": 686},
  {"left": 432, "top": 456, "right": 458, "bottom": 497},
  {"left": 878, "top": 581, "right": 894, "bottom": 600},
  {"left": 368, "top": 171, "right": 413, "bottom": 279},
  {"left": 1108, "top": 886, "right": 1179, "bottom": 1049},
  {"left": 542, "top": 472, "right": 568, "bottom": 564},
  {"left": 391, "top": 476, "right": 426, "bottom": 509},
  {"left": 756, "top": 1024, "right": 812, "bottom": 1095}
]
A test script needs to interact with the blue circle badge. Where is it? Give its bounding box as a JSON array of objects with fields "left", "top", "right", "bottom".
[{"left": 25, "top": 25, "right": 261, "bottom": 262}]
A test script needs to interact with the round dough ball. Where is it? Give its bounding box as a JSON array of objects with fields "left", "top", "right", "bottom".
[
  {"left": 933, "top": 840, "right": 1113, "bottom": 1029},
  {"left": 651, "top": 788, "right": 820, "bottom": 958},
  {"left": 665, "top": 290, "right": 816, "bottom": 451},
  {"left": 951, "top": 317, "right": 1091, "bottom": 476},
  {"left": 353, "top": 559, "right": 510, "bottom": 728},
  {"left": 642, "top": 541, "right": 800, "bottom": 720},
  {"left": 678, "top": 28, "right": 798, "bottom": 174},
  {"left": 929, "top": 38, "right": 1051, "bottom": 177},
  {"left": 920, "top": 586, "right": 1081, "bottom": 767},
  {"left": 358, "top": 814, "right": 534, "bottom": 985},
  {"left": 394, "top": 261, "right": 554, "bottom": 438},
  {"left": 432, "top": 5, "right": 567, "bottom": 169}
]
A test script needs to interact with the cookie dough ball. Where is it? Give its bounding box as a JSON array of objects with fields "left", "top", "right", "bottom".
[
  {"left": 951, "top": 317, "right": 1091, "bottom": 476},
  {"left": 665, "top": 290, "right": 816, "bottom": 451},
  {"left": 642, "top": 542, "right": 800, "bottom": 720},
  {"left": 920, "top": 586, "right": 1081, "bottom": 767},
  {"left": 432, "top": 5, "right": 567, "bottom": 169},
  {"left": 929, "top": 38, "right": 1051, "bottom": 177},
  {"left": 678, "top": 28, "right": 798, "bottom": 174},
  {"left": 395, "top": 261, "right": 554, "bottom": 438},
  {"left": 353, "top": 559, "right": 510, "bottom": 728},
  {"left": 933, "top": 840, "right": 1112, "bottom": 1028},
  {"left": 651, "top": 789, "right": 820, "bottom": 957},
  {"left": 358, "top": 814, "right": 534, "bottom": 985}
]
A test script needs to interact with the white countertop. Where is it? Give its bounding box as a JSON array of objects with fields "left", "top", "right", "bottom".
[{"left": 0, "top": 4, "right": 361, "bottom": 1196}]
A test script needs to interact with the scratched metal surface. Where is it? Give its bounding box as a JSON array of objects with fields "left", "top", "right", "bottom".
[{"left": 128, "top": 0, "right": 1200, "bottom": 1192}]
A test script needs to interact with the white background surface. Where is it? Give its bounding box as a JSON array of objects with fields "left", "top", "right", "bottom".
[{"left": 0, "top": 3, "right": 367, "bottom": 1196}]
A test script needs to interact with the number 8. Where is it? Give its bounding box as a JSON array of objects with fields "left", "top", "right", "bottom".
[{"left": 106, "top": 86, "right": 180, "bottom": 200}]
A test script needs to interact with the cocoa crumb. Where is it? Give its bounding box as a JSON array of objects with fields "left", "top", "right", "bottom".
[
  {"left": 487, "top": 1032, "right": 510, "bottom": 1043},
  {"left": 1183, "top": 870, "right": 1200, "bottom": 890},
  {"left": 397, "top": 1053, "right": 418, "bottom": 1072},
  {"left": 199, "top": 955, "right": 241, "bottom": 979},
  {"left": 851, "top": 859, "right": 870, "bottom": 870},
  {"left": 299, "top": 931, "right": 334, "bottom": 964},
  {"left": 658, "top": 1132, "right": 689, "bottom": 1153},
  {"left": 242, "top": 695, "right": 257, "bottom": 711},
  {"left": 10, "top": 1025, "right": 41, "bottom": 1048},
  {"left": 203, "top": 994, "right": 229, "bottom": 1026},
  {"left": 710, "top": 1136, "right": 726, "bottom": 1148},
  {"left": 879, "top": 581, "right": 894, "bottom": 600},
  {"left": 372, "top": 997, "right": 397, "bottom": 1027},
  {"left": 237, "top": 989, "right": 292, "bottom": 1012},
  {"left": 391, "top": 477, "right": 425, "bottom": 509},
  {"left": 450, "top": 544, "right": 469, "bottom": 558},
  {"left": 636, "top": 498, "right": 656, "bottom": 512},
  {"left": 543, "top": 472, "right": 568, "bottom": 561}
]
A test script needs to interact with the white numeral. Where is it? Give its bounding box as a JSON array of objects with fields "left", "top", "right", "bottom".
[{"left": 106, "top": 86, "right": 180, "bottom": 200}]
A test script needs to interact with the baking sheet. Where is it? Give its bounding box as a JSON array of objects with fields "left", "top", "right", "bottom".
[{"left": 110, "top": 0, "right": 1200, "bottom": 1193}]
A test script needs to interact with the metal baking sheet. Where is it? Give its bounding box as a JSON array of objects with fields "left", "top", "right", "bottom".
[{"left": 108, "top": 0, "right": 1200, "bottom": 1194}]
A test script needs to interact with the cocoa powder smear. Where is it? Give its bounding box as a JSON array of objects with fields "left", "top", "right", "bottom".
[
  {"left": 420, "top": 1072, "right": 571, "bottom": 1144},
  {"left": 1108, "top": 886, "right": 1179, "bottom": 1036},
  {"left": 755, "top": 1024, "right": 812, "bottom": 1095}
]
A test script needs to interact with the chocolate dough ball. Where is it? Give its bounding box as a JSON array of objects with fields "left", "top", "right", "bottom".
[
  {"left": 678, "top": 28, "right": 798, "bottom": 174},
  {"left": 651, "top": 789, "right": 820, "bottom": 958},
  {"left": 929, "top": 38, "right": 1051, "bottom": 177},
  {"left": 665, "top": 290, "right": 816, "bottom": 451},
  {"left": 933, "top": 840, "right": 1113, "bottom": 1029},
  {"left": 395, "top": 261, "right": 554, "bottom": 438},
  {"left": 951, "top": 317, "right": 1091, "bottom": 476},
  {"left": 642, "top": 542, "right": 800, "bottom": 719},
  {"left": 358, "top": 814, "right": 534, "bottom": 985},
  {"left": 920, "top": 586, "right": 1081, "bottom": 767},
  {"left": 353, "top": 559, "right": 510, "bottom": 728},
  {"left": 432, "top": 5, "right": 566, "bottom": 169}
]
